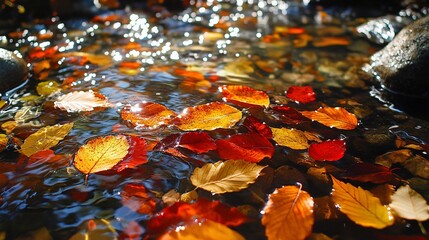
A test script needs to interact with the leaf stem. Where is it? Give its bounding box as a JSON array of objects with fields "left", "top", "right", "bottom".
[{"left": 418, "top": 221, "right": 427, "bottom": 235}]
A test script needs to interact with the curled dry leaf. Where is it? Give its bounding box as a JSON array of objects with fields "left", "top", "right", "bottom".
[
  {"left": 121, "top": 102, "right": 177, "bottom": 130},
  {"left": 173, "top": 102, "right": 242, "bottom": 131},
  {"left": 261, "top": 185, "right": 314, "bottom": 240},
  {"left": 219, "top": 85, "right": 270, "bottom": 108},
  {"left": 301, "top": 107, "right": 358, "bottom": 130},
  {"left": 331, "top": 176, "right": 394, "bottom": 229},
  {"left": 271, "top": 127, "right": 309, "bottom": 150},
  {"left": 190, "top": 160, "right": 265, "bottom": 194},
  {"left": 308, "top": 139, "right": 346, "bottom": 161},
  {"left": 73, "top": 135, "right": 129, "bottom": 176},
  {"left": 216, "top": 133, "right": 274, "bottom": 163},
  {"left": 286, "top": 86, "right": 316, "bottom": 104},
  {"left": 390, "top": 185, "right": 429, "bottom": 221},
  {"left": 54, "top": 91, "right": 110, "bottom": 113},
  {"left": 159, "top": 220, "right": 245, "bottom": 240},
  {"left": 20, "top": 123, "right": 74, "bottom": 157}
]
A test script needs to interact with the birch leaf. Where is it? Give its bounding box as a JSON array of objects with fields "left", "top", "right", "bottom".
[{"left": 390, "top": 185, "right": 429, "bottom": 221}]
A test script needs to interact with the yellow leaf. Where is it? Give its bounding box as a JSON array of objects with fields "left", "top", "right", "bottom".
[
  {"left": 0, "top": 134, "right": 8, "bottom": 152},
  {"left": 73, "top": 135, "right": 129, "bottom": 175},
  {"left": 159, "top": 220, "right": 245, "bottom": 240},
  {"left": 331, "top": 176, "right": 394, "bottom": 229},
  {"left": 219, "top": 85, "right": 270, "bottom": 108},
  {"left": 20, "top": 123, "right": 74, "bottom": 157},
  {"left": 62, "top": 52, "right": 112, "bottom": 66},
  {"left": 54, "top": 91, "right": 110, "bottom": 112},
  {"left": 271, "top": 127, "right": 309, "bottom": 150},
  {"left": 1, "top": 121, "right": 17, "bottom": 134},
  {"left": 390, "top": 185, "right": 429, "bottom": 221},
  {"left": 190, "top": 160, "right": 265, "bottom": 194},
  {"left": 301, "top": 107, "right": 358, "bottom": 130},
  {"left": 261, "top": 185, "right": 314, "bottom": 240},
  {"left": 173, "top": 102, "right": 242, "bottom": 131},
  {"left": 36, "top": 81, "right": 60, "bottom": 96}
]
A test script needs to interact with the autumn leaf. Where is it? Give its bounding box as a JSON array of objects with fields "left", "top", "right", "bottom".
[
  {"left": 17, "top": 149, "right": 69, "bottom": 172},
  {"left": 390, "top": 185, "right": 429, "bottom": 221},
  {"left": 36, "top": 81, "right": 60, "bottom": 96},
  {"left": 301, "top": 107, "right": 358, "bottom": 130},
  {"left": 286, "top": 86, "right": 316, "bottom": 104},
  {"left": 342, "top": 162, "right": 393, "bottom": 184},
  {"left": 308, "top": 139, "right": 346, "bottom": 161},
  {"left": 271, "top": 127, "right": 309, "bottom": 150},
  {"left": 154, "top": 132, "right": 216, "bottom": 154},
  {"left": 121, "top": 183, "right": 156, "bottom": 214},
  {"left": 190, "top": 160, "right": 265, "bottom": 194},
  {"left": 60, "top": 52, "right": 112, "bottom": 66},
  {"left": 159, "top": 220, "right": 245, "bottom": 240},
  {"left": 20, "top": 123, "right": 74, "bottom": 157},
  {"left": 119, "top": 221, "right": 144, "bottom": 240},
  {"left": 173, "top": 102, "right": 242, "bottom": 131},
  {"left": 271, "top": 105, "right": 308, "bottom": 125},
  {"left": 216, "top": 133, "right": 274, "bottom": 163},
  {"left": 243, "top": 116, "right": 273, "bottom": 139},
  {"left": 121, "top": 102, "right": 177, "bottom": 130},
  {"left": 219, "top": 85, "right": 270, "bottom": 108},
  {"left": 73, "top": 135, "right": 129, "bottom": 176},
  {"left": 54, "top": 91, "right": 111, "bottom": 112},
  {"left": 261, "top": 185, "right": 314, "bottom": 240},
  {"left": 112, "top": 135, "right": 148, "bottom": 172},
  {"left": 331, "top": 176, "right": 394, "bottom": 229}
]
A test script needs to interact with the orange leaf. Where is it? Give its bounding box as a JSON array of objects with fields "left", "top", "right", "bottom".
[
  {"left": 219, "top": 85, "right": 270, "bottom": 108},
  {"left": 121, "top": 102, "right": 177, "bottom": 130},
  {"left": 121, "top": 183, "right": 156, "bottom": 214},
  {"left": 173, "top": 102, "right": 242, "bottom": 131},
  {"left": 73, "top": 135, "right": 129, "bottom": 176},
  {"left": 262, "top": 185, "right": 314, "bottom": 240},
  {"left": 301, "top": 107, "right": 358, "bottom": 130},
  {"left": 54, "top": 91, "right": 110, "bottom": 112}
]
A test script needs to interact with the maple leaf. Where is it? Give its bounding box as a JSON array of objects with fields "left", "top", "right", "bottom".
[
  {"left": 286, "top": 86, "right": 316, "bottom": 104},
  {"left": 190, "top": 160, "right": 265, "bottom": 194},
  {"left": 261, "top": 185, "right": 314, "bottom": 240},
  {"left": 390, "top": 185, "right": 429, "bottom": 221},
  {"left": 301, "top": 107, "right": 358, "bottom": 130},
  {"left": 20, "top": 123, "right": 74, "bottom": 157},
  {"left": 331, "top": 176, "right": 394, "bottom": 229},
  {"left": 271, "top": 127, "right": 309, "bottom": 150},
  {"left": 308, "top": 139, "right": 346, "bottom": 161},
  {"left": 54, "top": 91, "right": 111, "bottom": 112},
  {"left": 173, "top": 102, "right": 242, "bottom": 131},
  {"left": 219, "top": 85, "right": 270, "bottom": 108},
  {"left": 120, "top": 102, "right": 177, "bottom": 130}
]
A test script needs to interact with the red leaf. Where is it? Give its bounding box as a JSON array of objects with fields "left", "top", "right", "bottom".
[
  {"left": 341, "top": 162, "right": 393, "bottom": 184},
  {"left": 308, "top": 139, "right": 346, "bottom": 161},
  {"left": 146, "top": 198, "right": 248, "bottom": 236},
  {"left": 243, "top": 116, "right": 273, "bottom": 139},
  {"left": 113, "top": 136, "right": 148, "bottom": 172},
  {"left": 216, "top": 133, "right": 274, "bottom": 163},
  {"left": 271, "top": 105, "right": 308, "bottom": 125},
  {"left": 286, "top": 86, "right": 316, "bottom": 104},
  {"left": 17, "top": 149, "right": 69, "bottom": 172},
  {"left": 178, "top": 132, "right": 217, "bottom": 154},
  {"left": 121, "top": 183, "right": 156, "bottom": 214},
  {"left": 119, "top": 221, "right": 144, "bottom": 240}
]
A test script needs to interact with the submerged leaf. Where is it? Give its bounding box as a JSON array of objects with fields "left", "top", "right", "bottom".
[
  {"left": 121, "top": 102, "right": 177, "bottom": 130},
  {"left": 331, "top": 176, "right": 394, "bottom": 229},
  {"left": 308, "top": 139, "right": 346, "bottom": 161},
  {"left": 190, "top": 160, "right": 265, "bottom": 194},
  {"left": 220, "top": 85, "right": 270, "bottom": 108},
  {"left": 54, "top": 91, "right": 110, "bottom": 112},
  {"left": 173, "top": 102, "right": 242, "bottom": 131},
  {"left": 301, "top": 107, "right": 358, "bottom": 130},
  {"left": 262, "top": 185, "right": 314, "bottom": 240},
  {"left": 271, "top": 127, "right": 309, "bottom": 150},
  {"left": 286, "top": 86, "right": 316, "bottom": 104},
  {"left": 390, "top": 185, "right": 429, "bottom": 221},
  {"left": 20, "top": 123, "right": 74, "bottom": 157},
  {"left": 121, "top": 183, "right": 156, "bottom": 214}
]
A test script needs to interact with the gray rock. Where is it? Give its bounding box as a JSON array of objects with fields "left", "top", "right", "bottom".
[
  {"left": 0, "top": 48, "right": 28, "bottom": 93},
  {"left": 368, "top": 16, "right": 429, "bottom": 97}
]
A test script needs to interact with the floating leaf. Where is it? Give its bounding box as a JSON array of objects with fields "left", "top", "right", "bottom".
[
  {"left": 219, "top": 85, "right": 270, "bottom": 108},
  {"left": 342, "top": 162, "right": 393, "bottom": 184},
  {"left": 331, "top": 176, "right": 394, "bottom": 229},
  {"left": 159, "top": 220, "right": 244, "bottom": 240},
  {"left": 301, "top": 107, "right": 358, "bottom": 130},
  {"left": 121, "top": 102, "right": 177, "bottom": 129},
  {"left": 216, "top": 133, "right": 274, "bottom": 163},
  {"left": 112, "top": 135, "right": 148, "bottom": 172},
  {"left": 308, "top": 139, "right": 346, "bottom": 161},
  {"left": 286, "top": 86, "right": 316, "bottom": 104},
  {"left": 73, "top": 135, "right": 129, "bottom": 176},
  {"left": 390, "top": 185, "right": 429, "bottom": 221},
  {"left": 20, "top": 123, "right": 74, "bottom": 157},
  {"left": 190, "top": 160, "right": 265, "bottom": 194},
  {"left": 271, "top": 127, "right": 309, "bottom": 150},
  {"left": 261, "top": 185, "right": 314, "bottom": 240},
  {"left": 121, "top": 183, "right": 156, "bottom": 214},
  {"left": 60, "top": 52, "right": 112, "bottom": 66},
  {"left": 243, "top": 116, "right": 273, "bottom": 139},
  {"left": 173, "top": 102, "right": 242, "bottom": 131},
  {"left": 54, "top": 91, "right": 110, "bottom": 112},
  {"left": 271, "top": 105, "right": 308, "bottom": 125},
  {"left": 178, "top": 132, "right": 217, "bottom": 153},
  {"left": 147, "top": 198, "right": 248, "bottom": 236},
  {"left": 36, "top": 81, "right": 60, "bottom": 96}
]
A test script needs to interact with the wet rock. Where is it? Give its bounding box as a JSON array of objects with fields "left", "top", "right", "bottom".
[
  {"left": 0, "top": 48, "right": 28, "bottom": 93},
  {"left": 368, "top": 16, "right": 429, "bottom": 97},
  {"left": 356, "top": 15, "right": 410, "bottom": 44}
]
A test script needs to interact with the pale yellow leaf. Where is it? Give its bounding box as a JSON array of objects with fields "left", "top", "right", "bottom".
[
  {"left": 190, "top": 160, "right": 265, "bottom": 194},
  {"left": 271, "top": 127, "right": 309, "bottom": 150},
  {"left": 390, "top": 185, "right": 429, "bottom": 221},
  {"left": 331, "top": 176, "right": 394, "bottom": 229},
  {"left": 20, "top": 123, "right": 74, "bottom": 157},
  {"left": 159, "top": 220, "right": 245, "bottom": 240},
  {"left": 261, "top": 185, "right": 314, "bottom": 240},
  {"left": 54, "top": 91, "right": 110, "bottom": 112}
]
